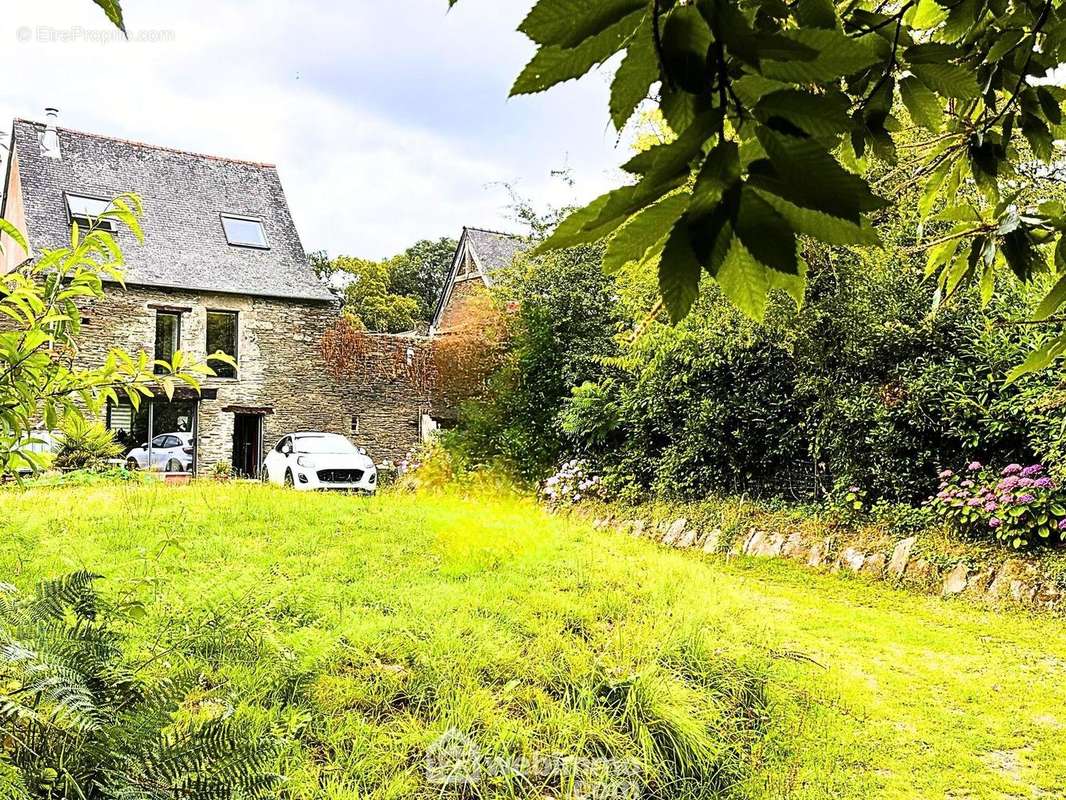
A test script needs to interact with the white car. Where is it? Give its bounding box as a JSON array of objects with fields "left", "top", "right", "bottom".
[
  {"left": 126, "top": 432, "right": 194, "bottom": 472},
  {"left": 263, "top": 432, "right": 377, "bottom": 492}
]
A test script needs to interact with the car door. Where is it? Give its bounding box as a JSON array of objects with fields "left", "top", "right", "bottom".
[
  {"left": 263, "top": 437, "right": 290, "bottom": 484},
  {"left": 148, "top": 434, "right": 171, "bottom": 470}
]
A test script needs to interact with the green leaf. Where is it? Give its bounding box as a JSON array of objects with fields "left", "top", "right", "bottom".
[
  {"left": 733, "top": 187, "right": 798, "bottom": 275},
  {"left": 986, "top": 28, "right": 1024, "bottom": 62},
  {"left": 511, "top": 8, "right": 645, "bottom": 95},
  {"left": 907, "top": 0, "right": 948, "bottom": 30},
  {"left": 92, "top": 0, "right": 125, "bottom": 34},
  {"left": 689, "top": 141, "right": 741, "bottom": 217},
  {"left": 762, "top": 29, "right": 880, "bottom": 82},
  {"left": 519, "top": 0, "right": 645, "bottom": 48},
  {"left": 610, "top": 18, "right": 659, "bottom": 129},
  {"left": 909, "top": 63, "right": 980, "bottom": 100},
  {"left": 0, "top": 219, "right": 28, "bottom": 256},
  {"left": 1006, "top": 333, "right": 1066, "bottom": 384},
  {"left": 659, "top": 217, "right": 704, "bottom": 322},
  {"left": 604, "top": 192, "right": 690, "bottom": 274},
  {"left": 715, "top": 237, "right": 771, "bottom": 322},
  {"left": 754, "top": 188, "right": 882, "bottom": 245},
  {"left": 536, "top": 170, "right": 689, "bottom": 253},
  {"left": 795, "top": 0, "right": 839, "bottom": 29},
  {"left": 755, "top": 89, "right": 852, "bottom": 137},
  {"left": 768, "top": 254, "right": 808, "bottom": 309},
  {"left": 661, "top": 5, "right": 713, "bottom": 93},
  {"left": 900, "top": 76, "right": 945, "bottom": 131},
  {"left": 1035, "top": 272, "right": 1066, "bottom": 320},
  {"left": 752, "top": 131, "right": 888, "bottom": 222},
  {"left": 623, "top": 112, "right": 717, "bottom": 178},
  {"left": 1021, "top": 113, "right": 1053, "bottom": 161}
]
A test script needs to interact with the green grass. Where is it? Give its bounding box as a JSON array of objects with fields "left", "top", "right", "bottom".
[{"left": 1, "top": 483, "right": 1064, "bottom": 799}]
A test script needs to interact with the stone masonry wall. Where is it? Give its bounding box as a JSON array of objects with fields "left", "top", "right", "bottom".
[
  {"left": 76, "top": 284, "right": 349, "bottom": 471},
  {"left": 332, "top": 334, "right": 433, "bottom": 464},
  {"left": 583, "top": 510, "right": 1065, "bottom": 611}
]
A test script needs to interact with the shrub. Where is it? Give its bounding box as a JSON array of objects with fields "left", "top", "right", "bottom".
[
  {"left": 929, "top": 462, "right": 1066, "bottom": 549},
  {"left": 0, "top": 572, "right": 278, "bottom": 799},
  {"left": 52, "top": 417, "right": 123, "bottom": 471},
  {"left": 210, "top": 460, "right": 233, "bottom": 481},
  {"left": 541, "top": 459, "right": 604, "bottom": 507}
]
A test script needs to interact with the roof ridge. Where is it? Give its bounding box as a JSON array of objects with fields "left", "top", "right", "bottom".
[
  {"left": 464, "top": 225, "right": 526, "bottom": 239},
  {"left": 13, "top": 118, "right": 277, "bottom": 169}
]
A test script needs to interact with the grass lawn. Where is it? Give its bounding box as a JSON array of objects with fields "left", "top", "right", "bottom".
[{"left": 1, "top": 483, "right": 1064, "bottom": 799}]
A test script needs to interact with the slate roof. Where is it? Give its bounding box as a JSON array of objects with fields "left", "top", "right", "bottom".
[
  {"left": 429, "top": 226, "right": 531, "bottom": 330},
  {"left": 464, "top": 227, "right": 531, "bottom": 274},
  {"left": 6, "top": 119, "right": 335, "bottom": 302}
]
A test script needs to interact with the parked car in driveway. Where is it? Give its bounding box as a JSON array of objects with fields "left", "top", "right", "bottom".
[
  {"left": 263, "top": 432, "right": 377, "bottom": 492},
  {"left": 126, "top": 432, "right": 195, "bottom": 472}
]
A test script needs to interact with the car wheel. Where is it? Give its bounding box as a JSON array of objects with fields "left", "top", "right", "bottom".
[
  {"left": 284, "top": 469, "right": 294, "bottom": 487},
  {"left": 126, "top": 457, "right": 139, "bottom": 471},
  {"left": 165, "top": 458, "right": 182, "bottom": 473}
]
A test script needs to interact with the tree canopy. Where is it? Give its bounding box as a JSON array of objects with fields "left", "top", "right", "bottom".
[{"left": 446, "top": 0, "right": 1066, "bottom": 375}]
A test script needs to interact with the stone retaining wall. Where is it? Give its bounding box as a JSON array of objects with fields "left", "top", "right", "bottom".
[{"left": 589, "top": 513, "right": 1064, "bottom": 612}]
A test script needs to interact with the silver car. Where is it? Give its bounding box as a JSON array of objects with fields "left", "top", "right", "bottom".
[{"left": 126, "top": 432, "right": 194, "bottom": 472}]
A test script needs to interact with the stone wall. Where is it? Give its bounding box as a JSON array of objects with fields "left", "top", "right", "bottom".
[
  {"left": 332, "top": 333, "right": 433, "bottom": 463},
  {"left": 75, "top": 284, "right": 432, "bottom": 470},
  {"left": 76, "top": 284, "right": 348, "bottom": 471},
  {"left": 586, "top": 511, "right": 1065, "bottom": 611}
]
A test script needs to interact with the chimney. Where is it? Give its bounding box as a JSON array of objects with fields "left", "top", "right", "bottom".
[{"left": 39, "top": 107, "right": 61, "bottom": 159}]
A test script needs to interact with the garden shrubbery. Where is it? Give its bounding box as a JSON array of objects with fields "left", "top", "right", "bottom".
[
  {"left": 441, "top": 198, "right": 1066, "bottom": 550},
  {"left": 930, "top": 462, "right": 1066, "bottom": 549}
]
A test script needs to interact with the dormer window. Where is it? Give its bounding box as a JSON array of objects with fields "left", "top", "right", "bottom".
[
  {"left": 65, "top": 193, "right": 117, "bottom": 232},
  {"left": 220, "top": 214, "right": 268, "bottom": 248}
]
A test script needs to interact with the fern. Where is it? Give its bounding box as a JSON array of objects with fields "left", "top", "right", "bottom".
[{"left": 0, "top": 573, "right": 278, "bottom": 799}]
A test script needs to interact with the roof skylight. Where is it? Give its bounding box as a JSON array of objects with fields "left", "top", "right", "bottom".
[{"left": 221, "top": 214, "right": 268, "bottom": 248}]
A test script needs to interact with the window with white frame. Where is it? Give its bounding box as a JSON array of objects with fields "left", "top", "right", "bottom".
[{"left": 220, "top": 214, "right": 268, "bottom": 248}]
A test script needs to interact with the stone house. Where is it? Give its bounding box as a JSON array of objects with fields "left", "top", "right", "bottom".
[
  {"left": 429, "top": 226, "right": 530, "bottom": 334},
  {"left": 0, "top": 112, "right": 427, "bottom": 474}
]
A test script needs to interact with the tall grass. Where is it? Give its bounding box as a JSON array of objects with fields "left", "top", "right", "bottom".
[{"left": 2, "top": 483, "right": 1065, "bottom": 799}]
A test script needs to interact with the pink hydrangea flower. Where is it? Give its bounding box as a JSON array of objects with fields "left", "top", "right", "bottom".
[
  {"left": 1002, "top": 464, "right": 1023, "bottom": 476},
  {"left": 983, "top": 501, "right": 998, "bottom": 512},
  {"left": 1021, "top": 464, "right": 1044, "bottom": 477},
  {"left": 938, "top": 469, "right": 954, "bottom": 479},
  {"left": 989, "top": 518, "right": 1002, "bottom": 529}
]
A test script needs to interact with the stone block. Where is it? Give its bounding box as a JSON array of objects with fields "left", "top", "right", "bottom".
[
  {"left": 840, "top": 547, "right": 866, "bottom": 572},
  {"left": 888, "top": 537, "right": 917, "bottom": 579},
  {"left": 942, "top": 563, "right": 969, "bottom": 596},
  {"left": 675, "top": 528, "right": 698, "bottom": 548},
  {"left": 860, "top": 552, "right": 886, "bottom": 578},
  {"left": 743, "top": 529, "right": 766, "bottom": 556},
  {"left": 702, "top": 528, "right": 722, "bottom": 553},
  {"left": 781, "top": 531, "right": 805, "bottom": 559},
  {"left": 662, "top": 518, "right": 688, "bottom": 546},
  {"left": 807, "top": 539, "right": 830, "bottom": 567}
]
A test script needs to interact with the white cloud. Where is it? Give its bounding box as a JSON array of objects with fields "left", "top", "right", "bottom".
[{"left": 2, "top": 0, "right": 628, "bottom": 258}]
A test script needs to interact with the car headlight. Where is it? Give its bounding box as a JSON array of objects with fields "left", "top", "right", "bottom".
[{"left": 296, "top": 455, "right": 316, "bottom": 468}]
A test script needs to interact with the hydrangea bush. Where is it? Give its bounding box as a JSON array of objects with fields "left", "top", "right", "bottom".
[
  {"left": 929, "top": 462, "right": 1066, "bottom": 549},
  {"left": 541, "top": 459, "right": 604, "bottom": 508}
]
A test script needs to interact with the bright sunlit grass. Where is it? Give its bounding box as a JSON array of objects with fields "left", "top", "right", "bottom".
[{"left": 1, "top": 483, "right": 1064, "bottom": 799}]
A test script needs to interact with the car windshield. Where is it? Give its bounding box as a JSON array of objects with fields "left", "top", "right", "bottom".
[{"left": 294, "top": 434, "right": 356, "bottom": 454}]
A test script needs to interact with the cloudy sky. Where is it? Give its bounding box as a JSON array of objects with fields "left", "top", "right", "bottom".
[{"left": 1, "top": 0, "right": 631, "bottom": 258}]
